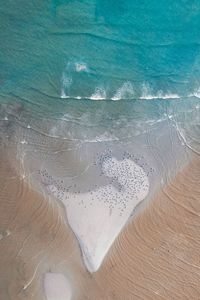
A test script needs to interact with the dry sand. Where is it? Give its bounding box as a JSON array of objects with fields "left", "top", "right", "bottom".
[{"left": 1, "top": 148, "right": 200, "bottom": 299}]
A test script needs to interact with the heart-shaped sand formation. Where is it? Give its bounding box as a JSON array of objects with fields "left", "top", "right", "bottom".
[{"left": 40, "top": 152, "right": 149, "bottom": 272}]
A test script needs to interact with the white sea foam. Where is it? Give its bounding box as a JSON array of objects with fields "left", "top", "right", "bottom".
[
  {"left": 60, "top": 93, "right": 181, "bottom": 101},
  {"left": 44, "top": 273, "right": 71, "bottom": 300},
  {"left": 140, "top": 93, "right": 180, "bottom": 100},
  {"left": 90, "top": 87, "right": 107, "bottom": 100},
  {"left": 192, "top": 88, "right": 200, "bottom": 98},
  {"left": 111, "top": 82, "right": 134, "bottom": 100},
  {"left": 81, "top": 132, "right": 119, "bottom": 143},
  {"left": 60, "top": 89, "right": 69, "bottom": 99},
  {"left": 60, "top": 72, "right": 73, "bottom": 98},
  {"left": 60, "top": 80, "right": 182, "bottom": 101},
  {"left": 75, "top": 62, "right": 88, "bottom": 72},
  {"left": 62, "top": 74, "right": 72, "bottom": 88},
  {"left": 140, "top": 83, "right": 180, "bottom": 100}
]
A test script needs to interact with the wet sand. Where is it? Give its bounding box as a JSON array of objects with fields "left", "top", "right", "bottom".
[
  {"left": 0, "top": 149, "right": 83, "bottom": 300},
  {"left": 1, "top": 148, "right": 200, "bottom": 299}
]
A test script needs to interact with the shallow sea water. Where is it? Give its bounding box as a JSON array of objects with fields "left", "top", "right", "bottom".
[{"left": 0, "top": 1, "right": 200, "bottom": 299}]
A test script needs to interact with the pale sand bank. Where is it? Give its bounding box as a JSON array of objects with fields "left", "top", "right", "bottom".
[
  {"left": 44, "top": 273, "right": 71, "bottom": 300},
  {"left": 42, "top": 157, "right": 149, "bottom": 272}
]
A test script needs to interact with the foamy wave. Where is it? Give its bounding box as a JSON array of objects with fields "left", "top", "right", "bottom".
[
  {"left": 60, "top": 93, "right": 84, "bottom": 100},
  {"left": 75, "top": 62, "right": 88, "bottom": 72},
  {"left": 61, "top": 89, "right": 69, "bottom": 99},
  {"left": 60, "top": 72, "right": 73, "bottom": 98},
  {"left": 90, "top": 87, "right": 106, "bottom": 100},
  {"left": 140, "top": 83, "right": 180, "bottom": 100},
  {"left": 111, "top": 82, "right": 134, "bottom": 100},
  {"left": 60, "top": 94, "right": 180, "bottom": 101},
  {"left": 192, "top": 88, "right": 200, "bottom": 98},
  {"left": 140, "top": 93, "right": 180, "bottom": 100},
  {"left": 61, "top": 61, "right": 89, "bottom": 99},
  {"left": 60, "top": 81, "right": 182, "bottom": 101},
  {"left": 62, "top": 74, "right": 72, "bottom": 88}
]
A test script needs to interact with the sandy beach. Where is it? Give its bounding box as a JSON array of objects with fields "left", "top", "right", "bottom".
[
  {"left": 0, "top": 100, "right": 199, "bottom": 299},
  {"left": 1, "top": 118, "right": 200, "bottom": 299},
  {"left": 1, "top": 146, "right": 200, "bottom": 299}
]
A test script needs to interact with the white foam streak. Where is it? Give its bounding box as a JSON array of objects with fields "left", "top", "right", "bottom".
[
  {"left": 192, "top": 88, "right": 200, "bottom": 98},
  {"left": 140, "top": 84, "right": 180, "bottom": 100},
  {"left": 85, "top": 132, "right": 119, "bottom": 142},
  {"left": 140, "top": 93, "right": 180, "bottom": 100},
  {"left": 61, "top": 89, "right": 69, "bottom": 99}
]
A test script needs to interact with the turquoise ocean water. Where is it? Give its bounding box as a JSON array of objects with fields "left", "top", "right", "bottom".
[{"left": 0, "top": 0, "right": 199, "bottom": 152}]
